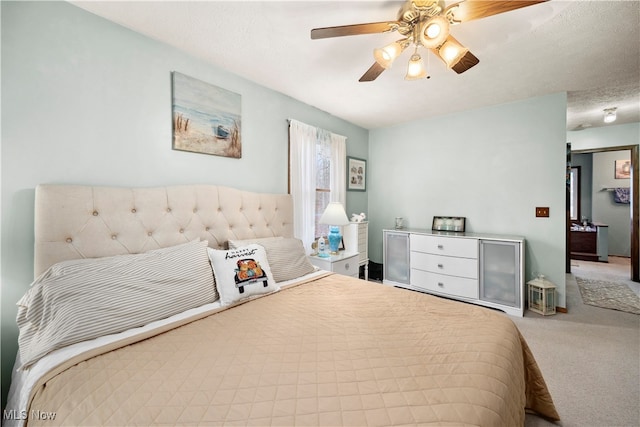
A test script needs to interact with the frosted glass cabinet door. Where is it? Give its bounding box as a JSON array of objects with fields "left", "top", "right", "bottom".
[
  {"left": 384, "top": 231, "right": 410, "bottom": 284},
  {"left": 479, "top": 240, "right": 520, "bottom": 307}
]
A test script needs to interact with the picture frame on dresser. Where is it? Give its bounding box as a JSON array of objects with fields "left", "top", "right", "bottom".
[
  {"left": 347, "top": 157, "right": 366, "bottom": 191},
  {"left": 432, "top": 216, "right": 466, "bottom": 232}
]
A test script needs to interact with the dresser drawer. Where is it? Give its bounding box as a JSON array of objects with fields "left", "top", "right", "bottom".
[
  {"left": 411, "top": 269, "right": 478, "bottom": 299},
  {"left": 410, "top": 252, "right": 478, "bottom": 279},
  {"left": 309, "top": 253, "right": 359, "bottom": 278},
  {"left": 331, "top": 255, "right": 359, "bottom": 277},
  {"left": 410, "top": 234, "right": 478, "bottom": 259}
]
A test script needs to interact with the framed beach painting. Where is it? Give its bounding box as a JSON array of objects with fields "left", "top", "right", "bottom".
[
  {"left": 172, "top": 71, "right": 242, "bottom": 158},
  {"left": 347, "top": 157, "right": 366, "bottom": 191}
]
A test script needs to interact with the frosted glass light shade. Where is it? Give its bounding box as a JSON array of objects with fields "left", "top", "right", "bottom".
[
  {"left": 438, "top": 38, "right": 469, "bottom": 68},
  {"left": 419, "top": 16, "right": 450, "bottom": 49},
  {"left": 405, "top": 53, "right": 428, "bottom": 80},
  {"left": 604, "top": 108, "right": 617, "bottom": 123},
  {"left": 374, "top": 40, "right": 406, "bottom": 69}
]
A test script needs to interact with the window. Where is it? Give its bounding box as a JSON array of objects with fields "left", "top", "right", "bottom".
[{"left": 288, "top": 120, "right": 346, "bottom": 252}]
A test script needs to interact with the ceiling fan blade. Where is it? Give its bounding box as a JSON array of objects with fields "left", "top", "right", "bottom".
[
  {"left": 451, "top": 51, "right": 479, "bottom": 74},
  {"left": 445, "top": 0, "right": 548, "bottom": 23},
  {"left": 311, "top": 22, "right": 400, "bottom": 39},
  {"left": 359, "top": 62, "right": 386, "bottom": 82}
]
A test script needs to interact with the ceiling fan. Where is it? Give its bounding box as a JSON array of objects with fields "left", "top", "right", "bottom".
[{"left": 311, "top": 0, "right": 548, "bottom": 81}]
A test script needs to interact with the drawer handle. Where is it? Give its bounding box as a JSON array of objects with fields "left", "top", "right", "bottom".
[
  {"left": 437, "top": 263, "right": 444, "bottom": 268},
  {"left": 437, "top": 244, "right": 444, "bottom": 249},
  {"left": 438, "top": 282, "right": 444, "bottom": 287}
]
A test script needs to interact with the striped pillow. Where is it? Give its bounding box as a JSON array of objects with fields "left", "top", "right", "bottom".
[
  {"left": 229, "top": 238, "right": 315, "bottom": 283},
  {"left": 16, "top": 240, "right": 216, "bottom": 369}
]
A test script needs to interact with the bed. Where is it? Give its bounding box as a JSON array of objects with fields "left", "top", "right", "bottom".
[{"left": 5, "top": 184, "right": 559, "bottom": 426}]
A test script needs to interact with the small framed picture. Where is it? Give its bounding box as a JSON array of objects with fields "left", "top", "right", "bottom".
[
  {"left": 432, "top": 216, "right": 466, "bottom": 232},
  {"left": 615, "top": 159, "right": 631, "bottom": 179},
  {"left": 347, "top": 157, "right": 366, "bottom": 191}
]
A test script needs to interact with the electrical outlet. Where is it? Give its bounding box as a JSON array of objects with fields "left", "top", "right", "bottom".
[{"left": 536, "top": 207, "right": 550, "bottom": 217}]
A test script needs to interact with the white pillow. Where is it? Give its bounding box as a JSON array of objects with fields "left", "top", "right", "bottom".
[{"left": 207, "top": 244, "right": 278, "bottom": 306}]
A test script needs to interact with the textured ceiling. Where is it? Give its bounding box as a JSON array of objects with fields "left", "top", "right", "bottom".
[{"left": 71, "top": 0, "right": 640, "bottom": 131}]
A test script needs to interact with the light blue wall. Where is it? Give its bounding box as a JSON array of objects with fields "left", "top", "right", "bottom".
[
  {"left": 368, "top": 93, "right": 568, "bottom": 306},
  {"left": 0, "top": 1, "right": 368, "bottom": 407}
]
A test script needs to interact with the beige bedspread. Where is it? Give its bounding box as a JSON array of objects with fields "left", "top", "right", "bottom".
[{"left": 26, "top": 274, "right": 559, "bottom": 426}]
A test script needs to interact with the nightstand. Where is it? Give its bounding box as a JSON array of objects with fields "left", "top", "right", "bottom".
[
  {"left": 308, "top": 252, "right": 359, "bottom": 278},
  {"left": 344, "top": 221, "right": 369, "bottom": 280}
]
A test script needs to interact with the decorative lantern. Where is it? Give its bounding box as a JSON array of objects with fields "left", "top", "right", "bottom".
[{"left": 527, "top": 275, "right": 557, "bottom": 316}]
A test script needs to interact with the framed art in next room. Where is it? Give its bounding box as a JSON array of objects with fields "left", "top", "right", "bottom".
[
  {"left": 615, "top": 159, "right": 631, "bottom": 179},
  {"left": 347, "top": 157, "right": 366, "bottom": 191}
]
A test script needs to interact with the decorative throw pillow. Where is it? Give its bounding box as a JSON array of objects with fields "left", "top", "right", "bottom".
[
  {"left": 228, "top": 237, "right": 315, "bottom": 283},
  {"left": 207, "top": 244, "right": 278, "bottom": 306}
]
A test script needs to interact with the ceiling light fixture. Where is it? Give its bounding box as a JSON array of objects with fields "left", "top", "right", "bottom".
[
  {"left": 312, "top": 0, "right": 547, "bottom": 82},
  {"left": 603, "top": 107, "right": 617, "bottom": 124},
  {"left": 371, "top": 0, "right": 470, "bottom": 81}
]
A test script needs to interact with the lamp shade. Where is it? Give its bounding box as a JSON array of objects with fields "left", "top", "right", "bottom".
[
  {"left": 419, "top": 16, "right": 450, "bottom": 49},
  {"left": 319, "top": 202, "right": 350, "bottom": 226},
  {"left": 437, "top": 36, "right": 469, "bottom": 68},
  {"left": 405, "top": 53, "right": 428, "bottom": 80},
  {"left": 374, "top": 39, "right": 408, "bottom": 69}
]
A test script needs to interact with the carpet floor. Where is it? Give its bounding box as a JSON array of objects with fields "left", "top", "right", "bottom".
[{"left": 575, "top": 276, "right": 640, "bottom": 315}]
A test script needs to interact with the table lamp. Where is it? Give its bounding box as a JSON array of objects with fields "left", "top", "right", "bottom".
[{"left": 319, "top": 202, "right": 350, "bottom": 254}]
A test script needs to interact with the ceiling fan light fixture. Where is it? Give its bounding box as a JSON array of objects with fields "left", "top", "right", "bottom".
[
  {"left": 374, "top": 39, "right": 407, "bottom": 69},
  {"left": 419, "top": 16, "right": 450, "bottom": 48},
  {"left": 405, "top": 52, "right": 429, "bottom": 80},
  {"left": 438, "top": 37, "right": 469, "bottom": 68},
  {"left": 603, "top": 107, "right": 617, "bottom": 123},
  {"left": 312, "top": 0, "right": 550, "bottom": 83}
]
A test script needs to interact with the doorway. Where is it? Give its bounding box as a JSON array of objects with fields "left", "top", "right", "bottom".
[{"left": 567, "top": 145, "right": 639, "bottom": 282}]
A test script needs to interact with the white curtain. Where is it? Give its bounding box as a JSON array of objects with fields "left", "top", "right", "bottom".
[
  {"left": 289, "top": 119, "right": 317, "bottom": 252},
  {"left": 289, "top": 120, "right": 348, "bottom": 253},
  {"left": 330, "top": 133, "right": 347, "bottom": 207}
]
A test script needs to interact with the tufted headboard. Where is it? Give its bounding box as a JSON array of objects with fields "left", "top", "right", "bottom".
[{"left": 34, "top": 184, "right": 294, "bottom": 276}]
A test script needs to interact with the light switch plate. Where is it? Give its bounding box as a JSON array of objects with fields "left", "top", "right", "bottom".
[{"left": 536, "top": 207, "right": 550, "bottom": 217}]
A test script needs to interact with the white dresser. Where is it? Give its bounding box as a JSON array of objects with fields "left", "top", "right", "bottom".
[
  {"left": 309, "top": 252, "right": 359, "bottom": 278},
  {"left": 383, "top": 229, "right": 525, "bottom": 317},
  {"left": 344, "top": 221, "right": 369, "bottom": 280}
]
